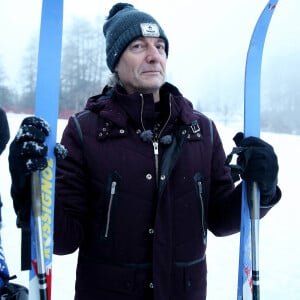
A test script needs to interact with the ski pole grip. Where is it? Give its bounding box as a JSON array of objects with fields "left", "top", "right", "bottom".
[{"left": 31, "top": 171, "right": 42, "bottom": 218}]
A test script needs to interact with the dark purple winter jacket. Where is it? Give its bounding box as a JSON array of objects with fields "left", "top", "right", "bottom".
[{"left": 54, "top": 83, "right": 280, "bottom": 300}]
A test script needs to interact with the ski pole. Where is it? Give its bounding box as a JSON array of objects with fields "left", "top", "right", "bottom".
[
  {"left": 247, "top": 181, "right": 260, "bottom": 300},
  {"left": 31, "top": 171, "right": 48, "bottom": 300}
]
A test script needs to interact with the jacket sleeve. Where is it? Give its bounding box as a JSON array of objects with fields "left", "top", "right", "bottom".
[
  {"left": 54, "top": 115, "right": 89, "bottom": 255},
  {"left": 0, "top": 108, "right": 10, "bottom": 155},
  {"left": 207, "top": 121, "right": 281, "bottom": 237}
]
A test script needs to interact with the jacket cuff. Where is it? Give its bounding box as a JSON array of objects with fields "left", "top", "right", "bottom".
[{"left": 260, "top": 186, "right": 282, "bottom": 208}]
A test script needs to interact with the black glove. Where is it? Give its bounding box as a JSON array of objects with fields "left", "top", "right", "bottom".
[
  {"left": 9, "top": 116, "right": 50, "bottom": 226},
  {"left": 233, "top": 132, "right": 279, "bottom": 205},
  {"left": 9, "top": 116, "right": 50, "bottom": 186},
  {"left": 9, "top": 116, "right": 68, "bottom": 227}
]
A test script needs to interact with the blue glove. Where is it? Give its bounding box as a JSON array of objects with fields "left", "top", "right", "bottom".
[{"left": 0, "top": 243, "right": 9, "bottom": 291}]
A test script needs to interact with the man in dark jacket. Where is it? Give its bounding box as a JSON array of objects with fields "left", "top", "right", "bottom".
[{"left": 8, "top": 3, "right": 281, "bottom": 300}]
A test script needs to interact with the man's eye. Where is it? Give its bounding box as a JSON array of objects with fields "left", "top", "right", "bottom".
[
  {"left": 132, "top": 43, "right": 142, "bottom": 49},
  {"left": 156, "top": 44, "right": 165, "bottom": 51}
]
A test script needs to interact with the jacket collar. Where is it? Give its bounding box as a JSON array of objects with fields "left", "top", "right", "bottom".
[{"left": 85, "top": 82, "right": 197, "bottom": 131}]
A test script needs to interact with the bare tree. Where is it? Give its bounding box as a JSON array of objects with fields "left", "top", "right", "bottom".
[
  {"left": 19, "top": 34, "right": 39, "bottom": 111},
  {"left": 0, "top": 57, "right": 18, "bottom": 108},
  {"left": 60, "top": 16, "right": 108, "bottom": 113}
]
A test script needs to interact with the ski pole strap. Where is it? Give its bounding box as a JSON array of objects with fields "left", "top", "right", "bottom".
[
  {"left": 21, "top": 226, "right": 31, "bottom": 271},
  {"left": 225, "top": 146, "right": 245, "bottom": 183}
]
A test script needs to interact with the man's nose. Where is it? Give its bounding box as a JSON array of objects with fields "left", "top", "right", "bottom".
[{"left": 145, "top": 45, "right": 161, "bottom": 62}]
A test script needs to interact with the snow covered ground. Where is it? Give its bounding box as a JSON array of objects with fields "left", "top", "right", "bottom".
[{"left": 0, "top": 112, "right": 299, "bottom": 299}]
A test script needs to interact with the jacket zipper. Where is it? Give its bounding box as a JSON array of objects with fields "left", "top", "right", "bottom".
[
  {"left": 140, "top": 94, "right": 172, "bottom": 186},
  {"left": 153, "top": 141, "right": 159, "bottom": 186},
  {"left": 197, "top": 180, "right": 207, "bottom": 243},
  {"left": 104, "top": 181, "right": 117, "bottom": 238}
]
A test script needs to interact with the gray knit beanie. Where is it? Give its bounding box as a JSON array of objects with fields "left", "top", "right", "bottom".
[{"left": 103, "top": 3, "right": 169, "bottom": 72}]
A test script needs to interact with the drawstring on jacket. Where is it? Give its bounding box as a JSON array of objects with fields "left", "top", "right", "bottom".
[{"left": 139, "top": 94, "right": 173, "bottom": 145}]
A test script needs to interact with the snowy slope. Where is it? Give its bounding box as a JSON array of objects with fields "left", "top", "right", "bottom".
[{"left": 0, "top": 112, "right": 299, "bottom": 299}]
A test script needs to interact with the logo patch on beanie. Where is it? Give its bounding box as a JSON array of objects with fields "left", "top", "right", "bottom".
[{"left": 140, "top": 23, "right": 160, "bottom": 37}]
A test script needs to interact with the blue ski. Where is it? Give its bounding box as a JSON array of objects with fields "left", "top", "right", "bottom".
[
  {"left": 30, "top": 0, "right": 64, "bottom": 299},
  {"left": 237, "top": 1, "right": 279, "bottom": 299}
]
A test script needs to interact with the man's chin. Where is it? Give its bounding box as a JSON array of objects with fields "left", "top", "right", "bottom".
[{"left": 140, "top": 78, "right": 165, "bottom": 90}]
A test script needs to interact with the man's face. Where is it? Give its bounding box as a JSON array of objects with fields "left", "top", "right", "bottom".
[{"left": 115, "top": 37, "right": 167, "bottom": 95}]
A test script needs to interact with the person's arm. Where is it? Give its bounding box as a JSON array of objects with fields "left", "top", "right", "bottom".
[
  {"left": 0, "top": 108, "right": 10, "bottom": 155},
  {"left": 54, "top": 116, "right": 89, "bottom": 255}
]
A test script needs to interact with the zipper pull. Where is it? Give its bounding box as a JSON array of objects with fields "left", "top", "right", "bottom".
[
  {"left": 105, "top": 181, "right": 117, "bottom": 238},
  {"left": 111, "top": 181, "right": 116, "bottom": 195},
  {"left": 198, "top": 181, "right": 203, "bottom": 195},
  {"left": 153, "top": 141, "right": 159, "bottom": 186},
  {"left": 197, "top": 181, "right": 207, "bottom": 244},
  {"left": 153, "top": 141, "right": 159, "bottom": 156}
]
